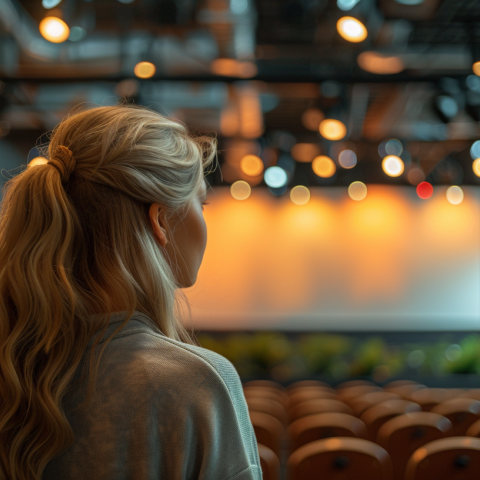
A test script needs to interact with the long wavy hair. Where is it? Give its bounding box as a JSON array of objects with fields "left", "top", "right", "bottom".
[{"left": 0, "top": 104, "right": 218, "bottom": 480}]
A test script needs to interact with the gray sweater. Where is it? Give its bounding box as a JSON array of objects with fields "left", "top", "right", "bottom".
[{"left": 43, "top": 311, "right": 262, "bottom": 480}]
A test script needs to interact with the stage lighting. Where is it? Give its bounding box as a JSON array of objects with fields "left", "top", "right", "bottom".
[
  {"left": 473, "top": 159, "right": 480, "bottom": 177},
  {"left": 338, "top": 150, "right": 357, "bottom": 169},
  {"left": 240, "top": 155, "right": 264, "bottom": 176},
  {"left": 319, "top": 119, "right": 347, "bottom": 141},
  {"left": 134, "top": 62, "right": 156, "bottom": 79},
  {"left": 312, "top": 155, "right": 336, "bottom": 178},
  {"left": 290, "top": 186, "right": 310, "bottom": 205},
  {"left": 337, "top": 17, "right": 367, "bottom": 43},
  {"left": 348, "top": 181, "right": 367, "bottom": 201},
  {"left": 382, "top": 155, "right": 404, "bottom": 177},
  {"left": 416, "top": 182, "right": 433, "bottom": 199},
  {"left": 264, "top": 166, "right": 288, "bottom": 188},
  {"left": 446, "top": 186, "right": 463, "bottom": 205},
  {"left": 230, "top": 180, "right": 251, "bottom": 200},
  {"left": 39, "top": 17, "right": 70, "bottom": 43},
  {"left": 470, "top": 140, "right": 480, "bottom": 160}
]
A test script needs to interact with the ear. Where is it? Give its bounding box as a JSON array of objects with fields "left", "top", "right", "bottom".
[{"left": 148, "top": 203, "right": 169, "bottom": 248}]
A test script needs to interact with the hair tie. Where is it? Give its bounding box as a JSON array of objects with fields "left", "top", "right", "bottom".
[{"left": 47, "top": 145, "right": 76, "bottom": 183}]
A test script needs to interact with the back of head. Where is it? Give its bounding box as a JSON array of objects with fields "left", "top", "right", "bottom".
[{"left": 0, "top": 104, "right": 217, "bottom": 480}]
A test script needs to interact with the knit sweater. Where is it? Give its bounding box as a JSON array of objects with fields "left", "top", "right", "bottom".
[{"left": 43, "top": 311, "right": 262, "bottom": 480}]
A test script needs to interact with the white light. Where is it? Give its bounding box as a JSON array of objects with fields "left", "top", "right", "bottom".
[
  {"left": 264, "top": 166, "right": 288, "bottom": 188},
  {"left": 337, "top": 0, "right": 361, "bottom": 11},
  {"left": 446, "top": 186, "right": 464, "bottom": 205},
  {"left": 343, "top": 19, "right": 362, "bottom": 37},
  {"left": 338, "top": 150, "right": 357, "bottom": 169},
  {"left": 470, "top": 140, "right": 480, "bottom": 160},
  {"left": 42, "top": 0, "right": 62, "bottom": 8}
]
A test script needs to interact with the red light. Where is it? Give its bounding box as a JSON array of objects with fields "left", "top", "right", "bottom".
[{"left": 416, "top": 181, "right": 433, "bottom": 199}]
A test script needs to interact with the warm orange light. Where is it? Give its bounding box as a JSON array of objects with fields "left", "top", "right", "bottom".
[
  {"left": 290, "top": 143, "right": 321, "bottom": 163},
  {"left": 28, "top": 157, "right": 48, "bottom": 168},
  {"left": 134, "top": 62, "right": 156, "bottom": 79},
  {"left": 473, "top": 62, "right": 480, "bottom": 77},
  {"left": 301, "top": 108, "right": 325, "bottom": 131},
  {"left": 337, "top": 17, "right": 367, "bottom": 43},
  {"left": 357, "top": 51, "right": 404, "bottom": 74},
  {"left": 312, "top": 155, "right": 336, "bottom": 178},
  {"left": 210, "top": 59, "right": 258, "bottom": 78},
  {"left": 230, "top": 180, "right": 251, "bottom": 200},
  {"left": 39, "top": 17, "right": 70, "bottom": 43},
  {"left": 290, "top": 186, "right": 310, "bottom": 205},
  {"left": 382, "top": 155, "right": 404, "bottom": 177},
  {"left": 473, "top": 158, "right": 480, "bottom": 177},
  {"left": 319, "top": 119, "right": 347, "bottom": 141},
  {"left": 348, "top": 181, "right": 367, "bottom": 201},
  {"left": 240, "top": 155, "right": 264, "bottom": 176}
]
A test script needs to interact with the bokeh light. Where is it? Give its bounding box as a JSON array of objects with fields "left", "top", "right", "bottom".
[
  {"left": 348, "top": 181, "right": 367, "bottom": 201},
  {"left": 407, "top": 167, "right": 425, "bottom": 185},
  {"left": 240, "top": 154, "right": 264, "bottom": 176},
  {"left": 69, "top": 26, "right": 86, "bottom": 42},
  {"left": 337, "top": 0, "right": 361, "bottom": 11},
  {"left": 338, "top": 149, "right": 357, "bottom": 169},
  {"left": 290, "top": 143, "right": 321, "bottom": 163},
  {"left": 446, "top": 186, "right": 464, "bottom": 205},
  {"left": 416, "top": 181, "right": 433, "bottom": 199},
  {"left": 134, "top": 62, "right": 156, "bottom": 79},
  {"left": 210, "top": 59, "right": 258, "bottom": 78},
  {"left": 230, "top": 180, "right": 251, "bottom": 200},
  {"left": 385, "top": 139, "right": 403, "bottom": 156},
  {"left": 42, "top": 0, "right": 62, "bottom": 8},
  {"left": 357, "top": 52, "right": 404, "bottom": 74},
  {"left": 473, "top": 158, "right": 480, "bottom": 177},
  {"left": 319, "top": 119, "right": 347, "bottom": 141},
  {"left": 264, "top": 166, "right": 288, "bottom": 188},
  {"left": 382, "top": 155, "right": 404, "bottom": 177},
  {"left": 28, "top": 157, "right": 48, "bottom": 168},
  {"left": 290, "top": 186, "right": 310, "bottom": 205},
  {"left": 301, "top": 108, "right": 325, "bottom": 131},
  {"left": 312, "top": 155, "right": 336, "bottom": 178},
  {"left": 473, "top": 61, "right": 480, "bottom": 77},
  {"left": 470, "top": 140, "right": 480, "bottom": 160},
  {"left": 39, "top": 17, "right": 70, "bottom": 43},
  {"left": 337, "top": 17, "right": 368, "bottom": 43}
]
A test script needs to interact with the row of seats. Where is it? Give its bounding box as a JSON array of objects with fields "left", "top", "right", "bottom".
[{"left": 243, "top": 379, "right": 480, "bottom": 480}]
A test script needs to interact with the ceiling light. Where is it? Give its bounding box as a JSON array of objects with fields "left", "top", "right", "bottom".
[
  {"left": 337, "top": 17, "right": 367, "bottom": 43},
  {"left": 39, "top": 17, "right": 70, "bottom": 43}
]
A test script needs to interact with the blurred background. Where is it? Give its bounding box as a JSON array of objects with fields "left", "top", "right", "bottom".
[{"left": 1, "top": 0, "right": 480, "bottom": 386}]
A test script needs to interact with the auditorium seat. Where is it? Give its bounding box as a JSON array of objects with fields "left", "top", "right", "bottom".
[
  {"left": 405, "top": 437, "right": 480, "bottom": 480},
  {"left": 243, "top": 387, "right": 289, "bottom": 410},
  {"left": 383, "top": 383, "right": 427, "bottom": 401},
  {"left": 257, "top": 443, "right": 281, "bottom": 480},
  {"left": 410, "top": 388, "right": 458, "bottom": 411},
  {"left": 288, "top": 398, "right": 354, "bottom": 424},
  {"left": 338, "top": 385, "right": 383, "bottom": 406},
  {"left": 248, "top": 411, "right": 285, "bottom": 458},
  {"left": 360, "top": 399, "right": 421, "bottom": 440},
  {"left": 246, "top": 397, "right": 288, "bottom": 427},
  {"left": 287, "top": 437, "right": 393, "bottom": 480},
  {"left": 287, "top": 387, "right": 338, "bottom": 409},
  {"left": 288, "top": 412, "right": 369, "bottom": 451},
  {"left": 243, "top": 380, "right": 285, "bottom": 391},
  {"left": 431, "top": 398, "right": 480, "bottom": 436},
  {"left": 351, "top": 391, "right": 401, "bottom": 416},
  {"left": 287, "top": 380, "right": 333, "bottom": 391},
  {"left": 376, "top": 411, "right": 452, "bottom": 480}
]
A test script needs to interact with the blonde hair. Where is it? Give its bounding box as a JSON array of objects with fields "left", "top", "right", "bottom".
[{"left": 0, "top": 104, "right": 218, "bottom": 480}]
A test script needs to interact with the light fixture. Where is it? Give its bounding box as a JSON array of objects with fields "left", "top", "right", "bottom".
[
  {"left": 264, "top": 166, "right": 288, "bottom": 188},
  {"left": 348, "top": 181, "right": 367, "bottom": 201},
  {"left": 319, "top": 119, "right": 347, "bottom": 141},
  {"left": 39, "top": 17, "right": 70, "bottom": 43},
  {"left": 312, "top": 156, "right": 336, "bottom": 178},
  {"left": 382, "top": 155, "right": 404, "bottom": 177},
  {"left": 240, "top": 155, "right": 264, "bottom": 176},
  {"left": 337, "top": 16, "right": 367, "bottom": 43},
  {"left": 134, "top": 62, "right": 156, "bottom": 79}
]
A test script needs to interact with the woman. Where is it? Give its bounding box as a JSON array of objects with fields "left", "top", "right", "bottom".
[{"left": 0, "top": 105, "right": 262, "bottom": 480}]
